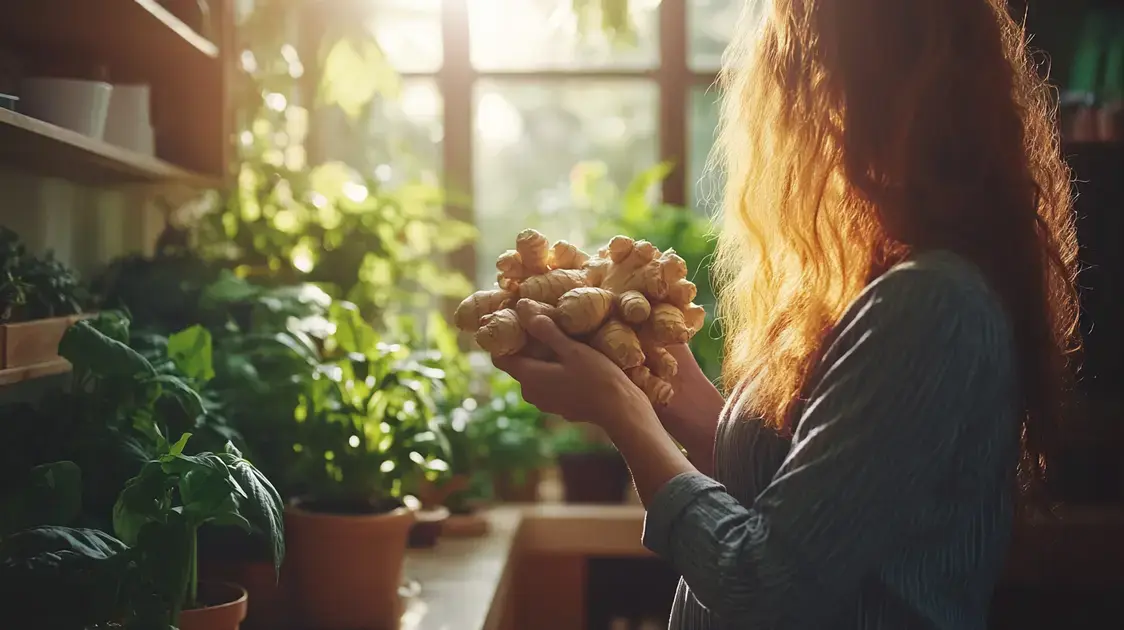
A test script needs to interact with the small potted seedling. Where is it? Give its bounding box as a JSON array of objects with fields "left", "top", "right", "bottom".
[
  {"left": 551, "top": 424, "right": 630, "bottom": 504},
  {"left": 470, "top": 371, "right": 551, "bottom": 503},
  {"left": 113, "top": 432, "right": 285, "bottom": 630}
]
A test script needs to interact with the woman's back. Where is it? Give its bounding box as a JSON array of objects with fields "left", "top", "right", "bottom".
[{"left": 659, "top": 251, "right": 1020, "bottom": 629}]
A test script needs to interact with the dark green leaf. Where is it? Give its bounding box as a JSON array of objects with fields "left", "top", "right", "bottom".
[
  {"left": 0, "top": 526, "right": 128, "bottom": 628},
  {"left": 0, "top": 460, "right": 82, "bottom": 537},
  {"left": 60, "top": 320, "right": 156, "bottom": 380},
  {"left": 147, "top": 374, "right": 205, "bottom": 421},
  {"left": 224, "top": 453, "right": 285, "bottom": 574},
  {"left": 166, "top": 325, "right": 216, "bottom": 382},
  {"left": 113, "top": 462, "right": 173, "bottom": 546}
]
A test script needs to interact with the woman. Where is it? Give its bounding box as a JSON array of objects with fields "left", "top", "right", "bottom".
[{"left": 496, "top": 0, "right": 1080, "bottom": 628}]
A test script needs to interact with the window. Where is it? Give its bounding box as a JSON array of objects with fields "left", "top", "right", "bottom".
[{"left": 369, "top": 0, "right": 741, "bottom": 287}]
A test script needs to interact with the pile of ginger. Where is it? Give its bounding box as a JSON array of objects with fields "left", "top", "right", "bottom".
[{"left": 454, "top": 229, "right": 705, "bottom": 406}]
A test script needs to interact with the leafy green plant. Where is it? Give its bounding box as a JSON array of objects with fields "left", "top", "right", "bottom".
[
  {"left": 548, "top": 424, "right": 617, "bottom": 456},
  {"left": 280, "top": 302, "right": 452, "bottom": 509},
  {"left": 112, "top": 433, "right": 284, "bottom": 626},
  {"left": 0, "top": 461, "right": 131, "bottom": 628},
  {"left": 465, "top": 370, "right": 551, "bottom": 491},
  {"left": 0, "top": 227, "right": 85, "bottom": 323}
]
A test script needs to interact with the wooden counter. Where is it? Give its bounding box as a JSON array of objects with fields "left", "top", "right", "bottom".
[{"left": 401, "top": 504, "right": 1124, "bottom": 630}]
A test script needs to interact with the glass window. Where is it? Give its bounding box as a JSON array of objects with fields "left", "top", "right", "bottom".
[
  {"left": 688, "top": 0, "right": 749, "bottom": 71},
  {"left": 688, "top": 85, "right": 722, "bottom": 214},
  {"left": 367, "top": 79, "right": 444, "bottom": 186},
  {"left": 368, "top": 0, "right": 444, "bottom": 73},
  {"left": 467, "top": 0, "right": 660, "bottom": 71},
  {"left": 473, "top": 80, "right": 659, "bottom": 287}
]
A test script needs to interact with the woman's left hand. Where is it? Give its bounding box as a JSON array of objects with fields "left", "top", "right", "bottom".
[{"left": 492, "top": 315, "right": 652, "bottom": 431}]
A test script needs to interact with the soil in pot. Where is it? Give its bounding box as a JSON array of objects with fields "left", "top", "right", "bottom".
[
  {"left": 286, "top": 497, "right": 415, "bottom": 630},
  {"left": 493, "top": 468, "right": 542, "bottom": 502},
  {"left": 558, "top": 451, "right": 630, "bottom": 504},
  {"left": 178, "top": 581, "right": 248, "bottom": 630},
  {"left": 408, "top": 505, "right": 450, "bottom": 549}
]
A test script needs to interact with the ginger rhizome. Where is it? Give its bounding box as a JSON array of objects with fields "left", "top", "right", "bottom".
[{"left": 453, "top": 228, "right": 707, "bottom": 406}]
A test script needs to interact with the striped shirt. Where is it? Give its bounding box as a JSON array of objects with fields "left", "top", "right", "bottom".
[{"left": 642, "top": 251, "right": 1020, "bottom": 629}]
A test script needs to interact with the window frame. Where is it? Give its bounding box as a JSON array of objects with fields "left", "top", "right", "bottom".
[{"left": 418, "top": 0, "right": 720, "bottom": 280}]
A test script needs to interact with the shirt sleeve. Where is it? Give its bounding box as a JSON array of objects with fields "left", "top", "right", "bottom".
[{"left": 641, "top": 261, "right": 1015, "bottom": 627}]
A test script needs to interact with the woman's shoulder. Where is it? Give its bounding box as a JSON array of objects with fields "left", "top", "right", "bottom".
[{"left": 835, "top": 249, "right": 1014, "bottom": 356}]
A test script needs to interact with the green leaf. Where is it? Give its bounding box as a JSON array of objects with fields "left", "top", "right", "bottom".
[
  {"left": 87, "top": 310, "right": 132, "bottom": 344},
  {"left": 132, "top": 516, "right": 193, "bottom": 619},
  {"left": 59, "top": 320, "right": 157, "bottom": 380},
  {"left": 223, "top": 452, "right": 285, "bottom": 575},
  {"left": 329, "top": 301, "right": 379, "bottom": 355},
  {"left": 113, "top": 462, "right": 173, "bottom": 546},
  {"left": 0, "top": 526, "right": 128, "bottom": 628},
  {"left": 319, "top": 38, "right": 398, "bottom": 119},
  {"left": 166, "top": 325, "right": 216, "bottom": 383},
  {"left": 147, "top": 374, "right": 205, "bottom": 421},
  {"left": 167, "top": 433, "right": 192, "bottom": 457},
  {"left": 0, "top": 461, "right": 82, "bottom": 537}
]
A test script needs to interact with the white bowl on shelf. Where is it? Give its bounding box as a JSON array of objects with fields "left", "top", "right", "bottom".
[
  {"left": 104, "top": 84, "right": 156, "bottom": 155},
  {"left": 19, "top": 78, "right": 113, "bottom": 140}
]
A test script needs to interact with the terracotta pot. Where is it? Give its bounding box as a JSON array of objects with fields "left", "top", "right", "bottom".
[
  {"left": 493, "top": 468, "right": 541, "bottom": 503},
  {"left": 408, "top": 506, "right": 450, "bottom": 549},
  {"left": 178, "top": 581, "right": 248, "bottom": 630},
  {"left": 199, "top": 560, "right": 287, "bottom": 630},
  {"left": 285, "top": 499, "right": 415, "bottom": 630},
  {"left": 558, "top": 451, "right": 630, "bottom": 504}
]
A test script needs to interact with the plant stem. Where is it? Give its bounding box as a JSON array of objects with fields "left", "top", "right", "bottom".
[{"left": 188, "top": 528, "right": 199, "bottom": 609}]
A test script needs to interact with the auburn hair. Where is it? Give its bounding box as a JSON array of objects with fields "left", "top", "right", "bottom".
[{"left": 711, "top": 0, "right": 1080, "bottom": 494}]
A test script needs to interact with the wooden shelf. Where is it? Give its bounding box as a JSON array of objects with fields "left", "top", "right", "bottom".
[
  {"left": 0, "top": 108, "right": 217, "bottom": 187},
  {"left": 0, "top": 359, "right": 71, "bottom": 386},
  {"left": 0, "top": 1, "right": 218, "bottom": 80}
]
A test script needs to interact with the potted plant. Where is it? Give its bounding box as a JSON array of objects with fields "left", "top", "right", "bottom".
[
  {"left": 550, "top": 424, "right": 630, "bottom": 505},
  {"left": 281, "top": 301, "right": 451, "bottom": 630},
  {"left": 0, "top": 227, "right": 87, "bottom": 371},
  {"left": 470, "top": 370, "right": 552, "bottom": 503},
  {"left": 113, "top": 432, "right": 284, "bottom": 630}
]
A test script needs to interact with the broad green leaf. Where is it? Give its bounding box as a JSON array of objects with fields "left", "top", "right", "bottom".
[
  {"left": 167, "top": 325, "right": 216, "bottom": 382},
  {"left": 87, "top": 310, "right": 131, "bottom": 344},
  {"left": 0, "top": 461, "right": 82, "bottom": 537},
  {"left": 224, "top": 453, "right": 286, "bottom": 575},
  {"left": 59, "top": 320, "right": 156, "bottom": 380},
  {"left": 167, "top": 433, "right": 192, "bottom": 457},
  {"left": 112, "top": 462, "right": 173, "bottom": 547},
  {"left": 329, "top": 301, "right": 379, "bottom": 355},
  {"left": 147, "top": 374, "right": 206, "bottom": 421},
  {"left": 132, "top": 516, "right": 193, "bottom": 616},
  {"left": 0, "top": 527, "right": 127, "bottom": 628},
  {"left": 319, "top": 38, "right": 398, "bottom": 119}
]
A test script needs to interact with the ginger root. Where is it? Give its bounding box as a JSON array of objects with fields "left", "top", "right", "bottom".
[{"left": 459, "top": 229, "right": 707, "bottom": 406}]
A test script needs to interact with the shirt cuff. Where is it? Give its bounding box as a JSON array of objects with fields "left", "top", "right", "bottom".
[{"left": 642, "top": 471, "right": 726, "bottom": 557}]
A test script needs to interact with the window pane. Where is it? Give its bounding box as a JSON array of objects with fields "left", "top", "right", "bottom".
[
  {"left": 689, "top": 85, "right": 722, "bottom": 214},
  {"left": 473, "top": 80, "right": 659, "bottom": 288},
  {"left": 468, "top": 0, "right": 659, "bottom": 71},
  {"left": 368, "top": 80, "right": 443, "bottom": 186},
  {"left": 312, "top": 78, "right": 443, "bottom": 186},
  {"left": 368, "top": 0, "right": 443, "bottom": 73},
  {"left": 688, "top": 0, "right": 747, "bottom": 71}
]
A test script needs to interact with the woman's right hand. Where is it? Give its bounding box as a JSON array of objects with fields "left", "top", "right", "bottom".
[{"left": 655, "top": 344, "right": 726, "bottom": 474}]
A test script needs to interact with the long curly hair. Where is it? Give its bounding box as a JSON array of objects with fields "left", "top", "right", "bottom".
[{"left": 711, "top": 0, "right": 1080, "bottom": 493}]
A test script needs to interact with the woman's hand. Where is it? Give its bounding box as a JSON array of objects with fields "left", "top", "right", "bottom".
[
  {"left": 491, "top": 315, "right": 652, "bottom": 432},
  {"left": 652, "top": 344, "right": 726, "bottom": 474}
]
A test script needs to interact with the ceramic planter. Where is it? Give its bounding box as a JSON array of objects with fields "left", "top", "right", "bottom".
[
  {"left": 557, "top": 451, "right": 630, "bottom": 504},
  {"left": 285, "top": 500, "right": 415, "bottom": 630},
  {"left": 177, "top": 581, "right": 248, "bottom": 630},
  {"left": 407, "top": 505, "right": 450, "bottom": 549}
]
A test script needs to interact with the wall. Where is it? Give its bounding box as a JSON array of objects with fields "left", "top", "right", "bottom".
[{"left": 0, "top": 168, "right": 165, "bottom": 276}]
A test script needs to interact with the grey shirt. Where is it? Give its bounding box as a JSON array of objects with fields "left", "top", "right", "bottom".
[{"left": 642, "top": 251, "right": 1020, "bottom": 629}]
